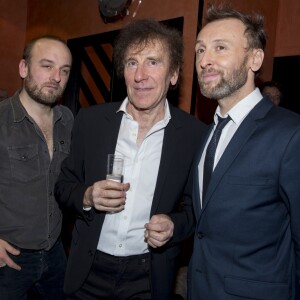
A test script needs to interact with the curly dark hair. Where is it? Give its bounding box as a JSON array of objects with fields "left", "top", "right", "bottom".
[
  {"left": 205, "top": 4, "right": 266, "bottom": 51},
  {"left": 113, "top": 19, "right": 183, "bottom": 82}
]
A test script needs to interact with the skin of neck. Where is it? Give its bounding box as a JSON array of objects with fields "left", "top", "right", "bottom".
[
  {"left": 126, "top": 98, "right": 166, "bottom": 130},
  {"left": 218, "top": 75, "right": 256, "bottom": 116}
]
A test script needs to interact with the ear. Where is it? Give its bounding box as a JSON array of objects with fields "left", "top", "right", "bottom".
[
  {"left": 170, "top": 68, "right": 179, "bottom": 86},
  {"left": 249, "top": 49, "right": 264, "bottom": 72},
  {"left": 19, "top": 59, "right": 28, "bottom": 79}
]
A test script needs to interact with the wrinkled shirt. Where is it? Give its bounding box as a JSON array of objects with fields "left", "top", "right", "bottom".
[
  {"left": 0, "top": 92, "right": 73, "bottom": 250},
  {"left": 98, "top": 98, "right": 171, "bottom": 256}
]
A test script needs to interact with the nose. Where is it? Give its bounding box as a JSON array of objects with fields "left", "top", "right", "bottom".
[
  {"left": 134, "top": 64, "right": 148, "bottom": 82},
  {"left": 50, "top": 68, "right": 61, "bottom": 83},
  {"left": 198, "top": 50, "right": 213, "bottom": 69}
]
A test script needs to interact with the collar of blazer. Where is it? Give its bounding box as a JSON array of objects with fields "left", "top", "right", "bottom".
[{"left": 198, "top": 97, "right": 274, "bottom": 214}]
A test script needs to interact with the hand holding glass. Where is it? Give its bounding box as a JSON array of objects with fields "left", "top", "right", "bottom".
[{"left": 106, "top": 154, "right": 124, "bottom": 183}]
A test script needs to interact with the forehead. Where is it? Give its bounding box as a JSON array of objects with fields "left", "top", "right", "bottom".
[
  {"left": 126, "top": 39, "right": 167, "bottom": 57},
  {"left": 198, "top": 18, "right": 247, "bottom": 44},
  {"left": 31, "top": 39, "right": 72, "bottom": 64}
]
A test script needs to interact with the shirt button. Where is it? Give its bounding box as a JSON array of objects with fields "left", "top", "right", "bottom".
[
  {"left": 49, "top": 191, "right": 53, "bottom": 196},
  {"left": 119, "top": 244, "right": 122, "bottom": 248}
]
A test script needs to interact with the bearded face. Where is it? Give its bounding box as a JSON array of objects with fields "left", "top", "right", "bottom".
[
  {"left": 23, "top": 65, "right": 66, "bottom": 107},
  {"left": 198, "top": 55, "right": 249, "bottom": 101}
]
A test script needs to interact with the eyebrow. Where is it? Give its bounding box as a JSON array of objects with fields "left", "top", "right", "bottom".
[
  {"left": 39, "top": 58, "right": 71, "bottom": 69},
  {"left": 196, "top": 38, "right": 231, "bottom": 45}
]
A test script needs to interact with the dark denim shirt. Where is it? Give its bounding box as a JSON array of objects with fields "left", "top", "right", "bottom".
[{"left": 0, "top": 92, "right": 73, "bottom": 250}]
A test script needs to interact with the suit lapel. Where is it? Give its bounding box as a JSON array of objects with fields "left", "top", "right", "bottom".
[
  {"left": 201, "top": 98, "right": 273, "bottom": 212},
  {"left": 103, "top": 104, "right": 123, "bottom": 155},
  {"left": 193, "top": 125, "right": 213, "bottom": 219},
  {"left": 150, "top": 106, "right": 182, "bottom": 215}
]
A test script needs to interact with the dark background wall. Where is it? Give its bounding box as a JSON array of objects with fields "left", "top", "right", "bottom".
[{"left": 0, "top": 0, "right": 299, "bottom": 121}]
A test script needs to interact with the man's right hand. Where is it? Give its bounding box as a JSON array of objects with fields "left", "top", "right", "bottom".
[
  {"left": 0, "top": 239, "right": 21, "bottom": 270},
  {"left": 83, "top": 180, "right": 130, "bottom": 213}
]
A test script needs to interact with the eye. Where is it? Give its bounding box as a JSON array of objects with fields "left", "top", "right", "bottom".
[
  {"left": 196, "top": 48, "right": 205, "bottom": 55},
  {"left": 61, "top": 69, "right": 70, "bottom": 76},
  {"left": 126, "top": 60, "right": 137, "bottom": 68},
  {"left": 42, "top": 65, "right": 52, "bottom": 69},
  {"left": 216, "top": 45, "right": 226, "bottom": 51},
  {"left": 148, "top": 59, "right": 158, "bottom": 66}
]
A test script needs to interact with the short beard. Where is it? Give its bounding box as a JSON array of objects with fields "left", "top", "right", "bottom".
[
  {"left": 24, "top": 70, "right": 64, "bottom": 107},
  {"left": 198, "top": 56, "right": 248, "bottom": 100}
]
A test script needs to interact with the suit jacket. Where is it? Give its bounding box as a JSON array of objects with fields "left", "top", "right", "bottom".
[
  {"left": 55, "top": 101, "right": 206, "bottom": 299},
  {"left": 188, "top": 97, "right": 300, "bottom": 300}
]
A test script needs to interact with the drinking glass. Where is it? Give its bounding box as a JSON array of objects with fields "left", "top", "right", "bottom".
[{"left": 106, "top": 154, "right": 124, "bottom": 183}]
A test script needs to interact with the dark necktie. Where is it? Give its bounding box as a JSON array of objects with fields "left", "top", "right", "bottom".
[{"left": 202, "top": 115, "right": 231, "bottom": 200}]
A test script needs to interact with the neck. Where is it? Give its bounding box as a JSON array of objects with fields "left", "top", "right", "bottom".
[
  {"left": 126, "top": 101, "right": 166, "bottom": 129},
  {"left": 19, "top": 89, "right": 53, "bottom": 120},
  {"left": 218, "top": 82, "right": 256, "bottom": 116},
  {"left": 126, "top": 100, "right": 166, "bottom": 145}
]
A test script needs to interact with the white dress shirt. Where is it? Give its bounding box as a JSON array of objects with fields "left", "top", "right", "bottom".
[
  {"left": 97, "top": 98, "right": 171, "bottom": 256},
  {"left": 198, "top": 88, "right": 263, "bottom": 206}
]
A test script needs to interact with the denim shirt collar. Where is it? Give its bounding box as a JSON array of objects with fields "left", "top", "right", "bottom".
[{"left": 10, "top": 91, "right": 63, "bottom": 124}]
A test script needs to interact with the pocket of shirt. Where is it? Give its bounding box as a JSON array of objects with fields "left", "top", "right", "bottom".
[
  {"left": 55, "top": 141, "right": 70, "bottom": 175},
  {"left": 8, "top": 144, "right": 40, "bottom": 182}
]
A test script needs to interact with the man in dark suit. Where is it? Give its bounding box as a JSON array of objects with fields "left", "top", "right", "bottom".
[
  {"left": 55, "top": 19, "right": 206, "bottom": 300},
  {"left": 188, "top": 5, "right": 300, "bottom": 300}
]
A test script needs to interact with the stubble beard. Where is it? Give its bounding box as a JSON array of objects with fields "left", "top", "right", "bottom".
[
  {"left": 198, "top": 57, "right": 249, "bottom": 101},
  {"left": 24, "top": 71, "right": 65, "bottom": 107}
]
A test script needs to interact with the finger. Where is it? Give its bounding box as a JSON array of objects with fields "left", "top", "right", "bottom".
[
  {"left": 102, "top": 180, "right": 127, "bottom": 191},
  {"left": 94, "top": 203, "right": 125, "bottom": 213},
  {"left": 96, "top": 197, "right": 126, "bottom": 208},
  {"left": 6, "top": 257, "right": 21, "bottom": 271},
  {"left": 145, "top": 222, "right": 165, "bottom": 232},
  {"left": 94, "top": 188, "right": 127, "bottom": 201},
  {"left": 149, "top": 230, "right": 166, "bottom": 242},
  {"left": 0, "top": 254, "right": 21, "bottom": 271},
  {"left": 5, "top": 244, "right": 20, "bottom": 256},
  {"left": 147, "top": 237, "right": 164, "bottom": 248}
]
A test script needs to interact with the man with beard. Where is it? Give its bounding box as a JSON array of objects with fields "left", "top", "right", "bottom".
[
  {"left": 188, "top": 5, "right": 300, "bottom": 300},
  {"left": 0, "top": 35, "right": 73, "bottom": 299}
]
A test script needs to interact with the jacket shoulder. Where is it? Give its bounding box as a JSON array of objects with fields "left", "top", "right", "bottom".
[
  {"left": 77, "top": 102, "right": 121, "bottom": 118},
  {"left": 170, "top": 105, "right": 207, "bottom": 132}
]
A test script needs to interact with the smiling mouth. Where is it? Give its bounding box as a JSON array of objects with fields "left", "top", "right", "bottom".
[
  {"left": 134, "top": 87, "right": 153, "bottom": 94},
  {"left": 201, "top": 71, "right": 220, "bottom": 81},
  {"left": 135, "top": 86, "right": 152, "bottom": 90}
]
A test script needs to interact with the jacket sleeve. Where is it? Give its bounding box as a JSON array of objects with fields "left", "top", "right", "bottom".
[
  {"left": 55, "top": 109, "right": 93, "bottom": 220},
  {"left": 168, "top": 166, "right": 195, "bottom": 244}
]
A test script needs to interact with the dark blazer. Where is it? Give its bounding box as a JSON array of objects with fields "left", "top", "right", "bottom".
[
  {"left": 55, "top": 101, "right": 206, "bottom": 300},
  {"left": 188, "top": 97, "right": 300, "bottom": 300}
]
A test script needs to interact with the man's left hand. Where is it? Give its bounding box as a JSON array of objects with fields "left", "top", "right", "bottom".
[{"left": 144, "top": 214, "right": 174, "bottom": 248}]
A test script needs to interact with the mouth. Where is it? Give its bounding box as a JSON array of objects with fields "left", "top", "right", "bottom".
[
  {"left": 200, "top": 71, "right": 220, "bottom": 83},
  {"left": 133, "top": 87, "right": 153, "bottom": 94},
  {"left": 43, "top": 84, "right": 60, "bottom": 91}
]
